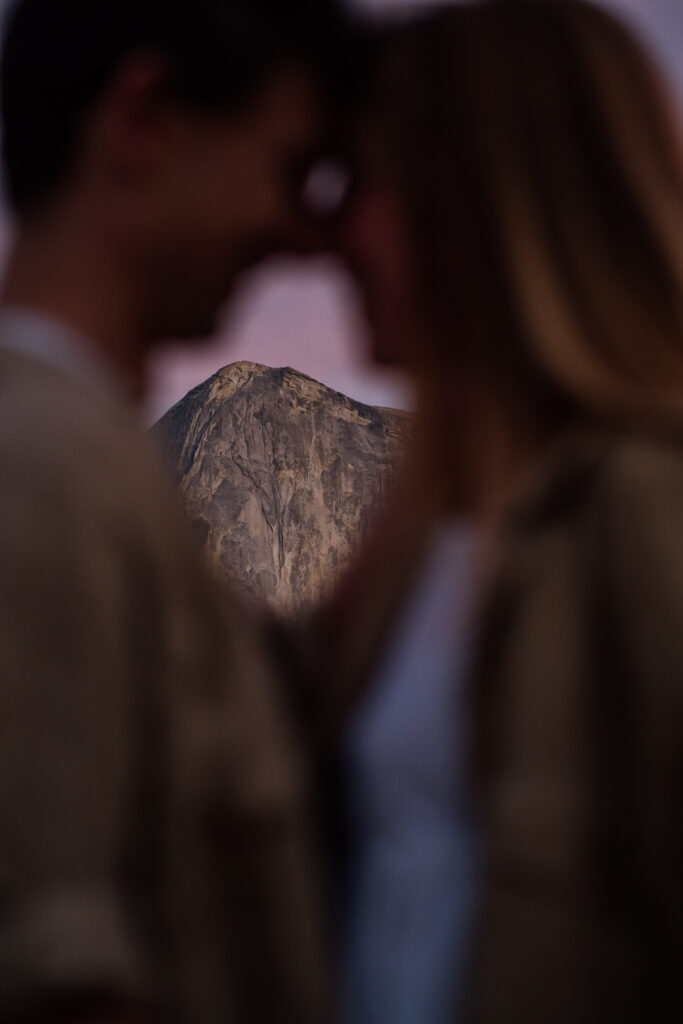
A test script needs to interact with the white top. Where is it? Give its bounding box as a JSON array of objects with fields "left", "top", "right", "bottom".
[{"left": 343, "top": 522, "right": 483, "bottom": 1024}]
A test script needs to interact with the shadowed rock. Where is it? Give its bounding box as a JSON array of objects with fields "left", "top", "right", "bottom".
[{"left": 152, "top": 361, "right": 412, "bottom": 615}]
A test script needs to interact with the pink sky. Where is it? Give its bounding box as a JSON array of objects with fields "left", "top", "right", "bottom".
[
  {"left": 0, "top": 0, "right": 681, "bottom": 422},
  {"left": 144, "top": 256, "right": 415, "bottom": 423}
]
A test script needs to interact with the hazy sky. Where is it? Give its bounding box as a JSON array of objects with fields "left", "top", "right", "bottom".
[{"left": 0, "top": 0, "right": 681, "bottom": 421}]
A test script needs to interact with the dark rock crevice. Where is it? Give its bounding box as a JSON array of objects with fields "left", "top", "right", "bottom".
[{"left": 152, "top": 362, "right": 412, "bottom": 615}]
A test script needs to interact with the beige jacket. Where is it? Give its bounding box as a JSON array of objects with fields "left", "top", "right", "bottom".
[
  {"left": 468, "top": 426, "right": 683, "bottom": 1023},
  {"left": 297, "top": 424, "right": 683, "bottom": 1023},
  {"left": 0, "top": 344, "right": 328, "bottom": 1024}
]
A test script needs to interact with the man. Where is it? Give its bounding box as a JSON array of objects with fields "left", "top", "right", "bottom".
[{"left": 0, "top": 1, "right": 349, "bottom": 1021}]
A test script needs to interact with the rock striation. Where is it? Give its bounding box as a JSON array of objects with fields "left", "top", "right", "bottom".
[{"left": 152, "top": 362, "right": 412, "bottom": 615}]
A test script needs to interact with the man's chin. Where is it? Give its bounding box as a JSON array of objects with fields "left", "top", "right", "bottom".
[
  {"left": 158, "top": 244, "right": 280, "bottom": 342},
  {"left": 161, "top": 308, "right": 221, "bottom": 346}
]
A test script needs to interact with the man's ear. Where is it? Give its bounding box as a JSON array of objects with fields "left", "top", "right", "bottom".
[{"left": 93, "top": 53, "right": 177, "bottom": 184}]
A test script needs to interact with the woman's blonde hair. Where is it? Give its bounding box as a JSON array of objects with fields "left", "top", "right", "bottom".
[{"left": 374, "top": 0, "right": 683, "bottom": 428}]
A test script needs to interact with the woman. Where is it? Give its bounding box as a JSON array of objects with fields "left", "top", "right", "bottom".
[{"left": 307, "top": 2, "right": 683, "bottom": 1022}]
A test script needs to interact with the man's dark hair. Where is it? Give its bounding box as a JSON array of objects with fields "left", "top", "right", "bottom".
[{"left": 0, "top": 0, "right": 351, "bottom": 216}]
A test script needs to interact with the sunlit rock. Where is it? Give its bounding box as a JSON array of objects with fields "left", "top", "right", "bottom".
[{"left": 152, "top": 361, "right": 411, "bottom": 615}]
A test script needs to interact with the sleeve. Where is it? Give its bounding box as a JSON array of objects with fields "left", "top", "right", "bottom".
[
  {"left": 589, "top": 441, "right": 683, "bottom": 1016},
  {"left": 467, "top": 439, "right": 683, "bottom": 1024},
  {"left": 0, "top": 482, "right": 154, "bottom": 1019},
  {"left": 229, "top": 609, "right": 333, "bottom": 1024},
  {"left": 597, "top": 443, "right": 683, "bottom": 722}
]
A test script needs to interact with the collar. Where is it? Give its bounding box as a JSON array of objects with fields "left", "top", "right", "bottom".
[{"left": 0, "top": 306, "right": 132, "bottom": 404}]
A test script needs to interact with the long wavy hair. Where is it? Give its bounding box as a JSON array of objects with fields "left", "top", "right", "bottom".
[{"left": 371, "top": 0, "right": 683, "bottom": 432}]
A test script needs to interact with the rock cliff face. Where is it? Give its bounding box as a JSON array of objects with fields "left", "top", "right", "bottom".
[{"left": 152, "top": 362, "right": 411, "bottom": 614}]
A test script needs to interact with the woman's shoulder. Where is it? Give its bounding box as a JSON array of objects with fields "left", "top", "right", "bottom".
[
  {"left": 498, "top": 425, "right": 683, "bottom": 655},
  {"left": 485, "top": 425, "right": 683, "bottom": 730},
  {"left": 596, "top": 427, "right": 683, "bottom": 495},
  {"left": 508, "top": 423, "right": 683, "bottom": 537},
  {"left": 587, "top": 430, "right": 683, "bottom": 611},
  {"left": 511, "top": 425, "right": 683, "bottom": 665},
  {"left": 580, "top": 428, "right": 683, "bottom": 565}
]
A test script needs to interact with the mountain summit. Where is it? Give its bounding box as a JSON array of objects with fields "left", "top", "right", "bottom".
[{"left": 152, "top": 362, "right": 411, "bottom": 614}]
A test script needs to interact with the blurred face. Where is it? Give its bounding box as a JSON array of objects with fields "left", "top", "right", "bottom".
[
  {"left": 336, "top": 125, "right": 421, "bottom": 367},
  {"left": 116, "top": 66, "right": 321, "bottom": 340}
]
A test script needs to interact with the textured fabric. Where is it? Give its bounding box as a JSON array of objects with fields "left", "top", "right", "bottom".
[
  {"left": 294, "top": 424, "right": 683, "bottom": 1024},
  {"left": 343, "top": 523, "right": 482, "bottom": 1024},
  {"left": 0, "top": 307, "right": 128, "bottom": 399},
  {"left": 0, "top": 331, "right": 329, "bottom": 1024},
  {"left": 468, "top": 427, "right": 683, "bottom": 1024}
]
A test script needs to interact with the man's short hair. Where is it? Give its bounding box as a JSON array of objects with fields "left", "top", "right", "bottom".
[{"left": 1, "top": 0, "right": 350, "bottom": 216}]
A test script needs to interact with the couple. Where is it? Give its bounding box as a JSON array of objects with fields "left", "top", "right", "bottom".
[{"left": 1, "top": 2, "right": 682, "bottom": 1024}]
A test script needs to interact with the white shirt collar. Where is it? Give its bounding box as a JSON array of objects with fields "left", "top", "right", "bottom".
[{"left": 0, "top": 306, "right": 131, "bottom": 402}]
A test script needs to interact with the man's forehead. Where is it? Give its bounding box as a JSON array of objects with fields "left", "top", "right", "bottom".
[
  {"left": 228, "top": 64, "right": 322, "bottom": 153},
  {"left": 249, "top": 64, "right": 321, "bottom": 122}
]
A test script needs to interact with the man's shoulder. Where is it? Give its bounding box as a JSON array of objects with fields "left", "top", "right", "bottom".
[{"left": 0, "top": 349, "right": 178, "bottom": 535}]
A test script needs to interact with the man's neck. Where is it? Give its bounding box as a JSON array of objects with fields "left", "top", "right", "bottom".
[{"left": 1, "top": 211, "right": 148, "bottom": 396}]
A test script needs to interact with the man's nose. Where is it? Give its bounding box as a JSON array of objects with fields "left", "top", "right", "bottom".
[{"left": 284, "top": 156, "right": 354, "bottom": 256}]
